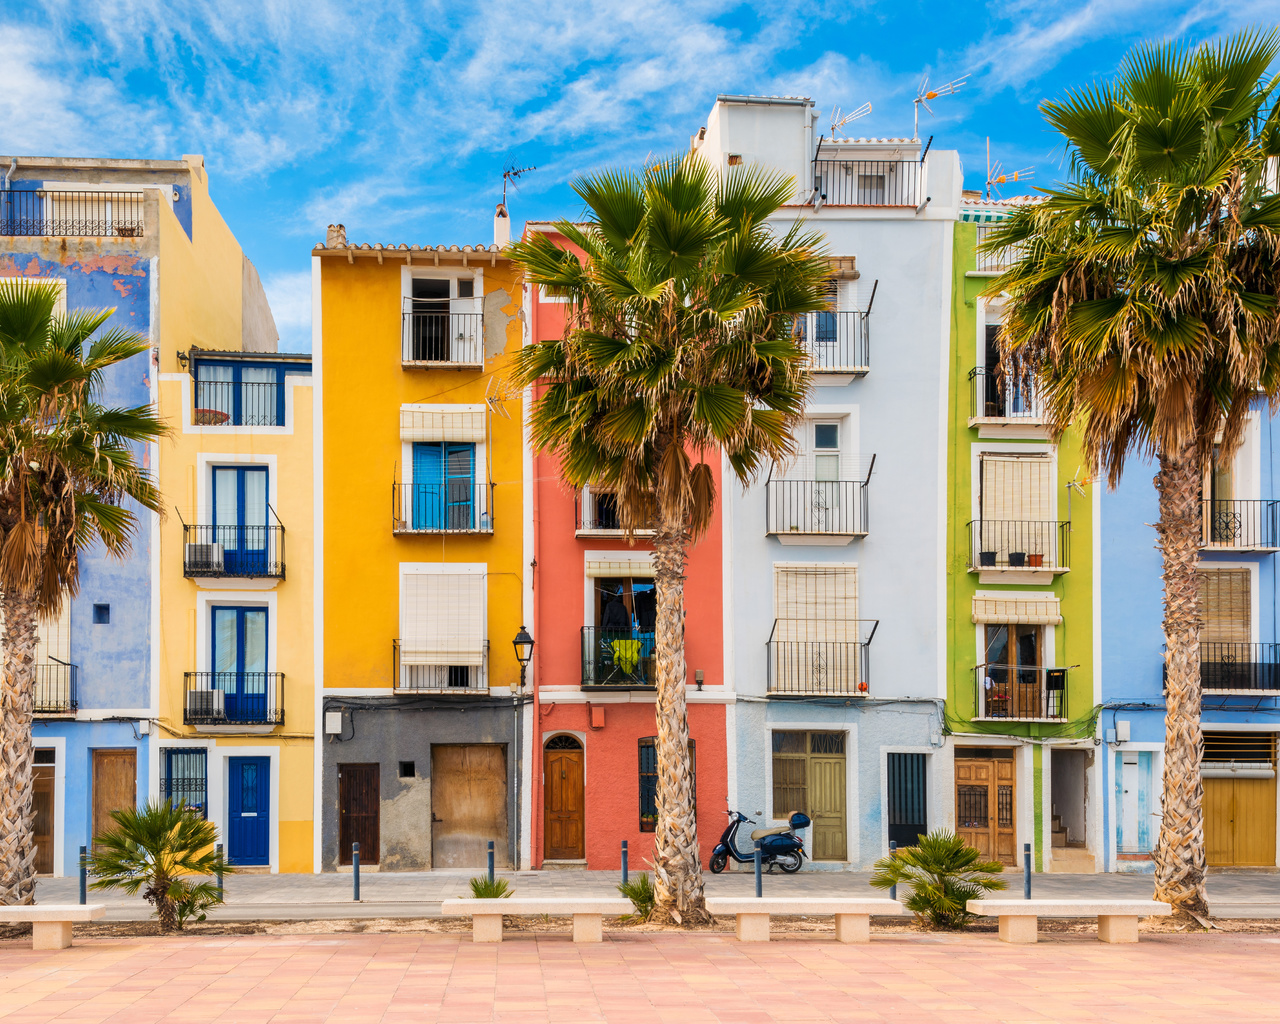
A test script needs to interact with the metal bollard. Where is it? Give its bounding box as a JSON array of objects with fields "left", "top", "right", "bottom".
[
  {"left": 621, "top": 840, "right": 629, "bottom": 884},
  {"left": 888, "top": 840, "right": 897, "bottom": 901},
  {"left": 754, "top": 840, "right": 762, "bottom": 898},
  {"left": 353, "top": 842, "right": 361, "bottom": 902},
  {"left": 79, "top": 846, "right": 87, "bottom": 905},
  {"left": 1023, "top": 842, "right": 1031, "bottom": 899},
  {"left": 215, "top": 843, "right": 224, "bottom": 899},
  {"left": 488, "top": 840, "right": 495, "bottom": 884}
]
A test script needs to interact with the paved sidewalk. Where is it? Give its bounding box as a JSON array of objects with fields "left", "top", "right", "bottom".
[
  {"left": 34, "top": 867, "right": 1280, "bottom": 921},
  {"left": 0, "top": 931, "right": 1277, "bottom": 1022}
]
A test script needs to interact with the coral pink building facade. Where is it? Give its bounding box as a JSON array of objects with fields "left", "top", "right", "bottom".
[{"left": 525, "top": 226, "right": 728, "bottom": 870}]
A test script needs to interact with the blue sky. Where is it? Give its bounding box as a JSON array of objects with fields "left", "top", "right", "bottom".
[{"left": 2, "top": 1, "right": 1274, "bottom": 350}]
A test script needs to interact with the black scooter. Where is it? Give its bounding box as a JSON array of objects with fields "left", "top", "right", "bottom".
[{"left": 709, "top": 809, "right": 809, "bottom": 873}]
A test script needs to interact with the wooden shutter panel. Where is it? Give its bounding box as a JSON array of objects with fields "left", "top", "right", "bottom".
[
  {"left": 1198, "top": 569, "right": 1250, "bottom": 643},
  {"left": 401, "top": 572, "right": 486, "bottom": 664},
  {"left": 980, "top": 455, "right": 1052, "bottom": 521},
  {"left": 774, "top": 566, "right": 857, "bottom": 642}
]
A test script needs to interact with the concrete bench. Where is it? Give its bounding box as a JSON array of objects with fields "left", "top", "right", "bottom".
[
  {"left": 966, "top": 899, "right": 1172, "bottom": 944},
  {"left": 440, "top": 898, "right": 633, "bottom": 943},
  {"left": 705, "top": 898, "right": 904, "bottom": 943},
  {"left": 0, "top": 904, "right": 106, "bottom": 949}
]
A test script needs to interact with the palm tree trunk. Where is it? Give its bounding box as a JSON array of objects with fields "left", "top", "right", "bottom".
[
  {"left": 1151, "top": 442, "right": 1210, "bottom": 921},
  {"left": 0, "top": 588, "right": 40, "bottom": 905},
  {"left": 649, "top": 508, "right": 711, "bottom": 925}
]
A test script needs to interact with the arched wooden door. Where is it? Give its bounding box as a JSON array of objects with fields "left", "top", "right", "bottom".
[{"left": 544, "top": 735, "right": 584, "bottom": 860}]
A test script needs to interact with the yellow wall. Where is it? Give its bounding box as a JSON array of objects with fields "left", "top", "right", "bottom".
[{"left": 319, "top": 255, "right": 526, "bottom": 689}]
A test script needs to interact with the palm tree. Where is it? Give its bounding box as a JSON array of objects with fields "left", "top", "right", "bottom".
[
  {"left": 984, "top": 31, "right": 1280, "bottom": 920},
  {"left": 507, "top": 156, "right": 831, "bottom": 923},
  {"left": 0, "top": 280, "right": 166, "bottom": 905}
]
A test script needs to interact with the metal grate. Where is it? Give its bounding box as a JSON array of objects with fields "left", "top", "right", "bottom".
[
  {"left": 638, "top": 737, "right": 694, "bottom": 832},
  {"left": 957, "top": 785, "right": 988, "bottom": 828},
  {"left": 997, "top": 785, "right": 1014, "bottom": 828}
]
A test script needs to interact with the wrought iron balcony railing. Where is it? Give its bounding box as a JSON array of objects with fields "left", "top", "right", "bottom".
[
  {"left": 401, "top": 308, "right": 484, "bottom": 367},
  {"left": 968, "top": 520, "right": 1071, "bottom": 571},
  {"left": 574, "top": 488, "right": 656, "bottom": 534},
  {"left": 392, "top": 640, "right": 489, "bottom": 692},
  {"left": 1201, "top": 500, "right": 1280, "bottom": 551},
  {"left": 968, "top": 367, "right": 1045, "bottom": 422},
  {"left": 0, "top": 190, "right": 145, "bottom": 237},
  {"left": 765, "top": 478, "right": 869, "bottom": 536},
  {"left": 183, "top": 672, "right": 284, "bottom": 726},
  {"left": 975, "top": 664, "right": 1068, "bottom": 720},
  {"left": 582, "top": 627, "right": 655, "bottom": 688},
  {"left": 766, "top": 621, "right": 878, "bottom": 695},
  {"left": 393, "top": 480, "right": 494, "bottom": 534},
  {"left": 33, "top": 662, "right": 78, "bottom": 716},
  {"left": 1200, "top": 643, "right": 1280, "bottom": 692},
  {"left": 181, "top": 517, "right": 285, "bottom": 579},
  {"left": 812, "top": 160, "right": 921, "bottom": 206},
  {"left": 193, "top": 380, "right": 282, "bottom": 426},
  {"left": 794, "top": 310, "right": 871, "bottom": 375}
]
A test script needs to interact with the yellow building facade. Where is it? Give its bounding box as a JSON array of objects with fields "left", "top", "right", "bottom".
[{"left": 313, "top": 222, "right": 529, "bottom": 871}]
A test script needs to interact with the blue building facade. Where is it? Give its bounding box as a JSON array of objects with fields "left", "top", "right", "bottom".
[{"left": 1100, "top": 405, "right": 1280, "bottom": 871}]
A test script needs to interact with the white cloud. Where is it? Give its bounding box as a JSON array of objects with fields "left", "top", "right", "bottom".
[{"left": 262, "top": 270, "right": 312, "bottom": 353}]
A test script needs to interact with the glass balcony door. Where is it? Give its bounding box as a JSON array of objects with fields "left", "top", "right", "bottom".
[
  {"left": 213, "top": 467, "right": 269, "bottom": 575},
  {"left": 213, "top": 606, "right": 268, "bottom": 722},
  {"left": 411, "top": 442, "right": 475, "bottom": 530}
]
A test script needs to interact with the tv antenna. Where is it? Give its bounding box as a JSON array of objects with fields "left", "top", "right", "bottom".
[
  {"left": 829, "top": 102, "right": 872, "bottom": 139},
  {"left": 913, "top": 73, "right": 968, "bottom": 139},
  {"left": 984, "top": 138, "right": 1034, "bottom": 199},
  {"left": 502, "top": 163, "right": 537, "bottom": 204}
]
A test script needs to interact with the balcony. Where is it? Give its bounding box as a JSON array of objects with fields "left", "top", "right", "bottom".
[
  {"left": 972, "top": 225, "right": 1018, "bottom": 273},
  {"left": 33, "top": 662, "right": 78, "bottom": 716},
  {"left": 975, "top": 664, "right": 1068, "bottom": 721},
  {"left": 794, "top": 309, "right": 871, "bottom": 377},
  {"left": 1201, "top": 500, "right": 1280, "bottom": 551},
  {"left": 766, "top": 622, "right": 878, "bottom": 696},
  {"left": 575, "top": 487, "right": 655, "bottom": 537},
  {"left": 968, "top": 520, "right": 1071, "bottom": 575},
  {"left": 401, "top": 307, "right": 484, "bottom": 367},
  {"left": 0, "top": 190, "right": 145, "bottom": 238},
  {"left": 193, "top": 380, "right": 282, "bottom": 426},
  {"left": 1200, "top": 643, "right": 1280, "bottom": 694},
  {"left": 968, "top": 367, "right": 1045, "bottom": 427},
  {"left": 581, "top": 627, "right": 655, "bottom": 688},
  {"left": 393, "top": 480, "right": 494, "bottom": 534},
  {"left": 183, "top": 672, "right": 284, "bottom": 727},
  {"left": 812, "top": 160, "right": 921, "bottom": 207},
  {"left": 392, "top": 640, "right": 489, "bottom": 693},
  {"left": 765, "top": 476, "right": 870, "bottom": 541},
  {"left": 182, "top": 519, "right": 285, "bottom": 580}
]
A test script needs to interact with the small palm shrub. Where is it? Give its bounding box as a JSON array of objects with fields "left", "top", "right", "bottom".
[
  {"left": 618, "top": 872, "right": 655, "bottom": 920},
  {"left": 870, "top": 830, "right": 1006, "bottom": 929},
  {"left": 88, "top": 800, "right": 231, "bottom": 932},
  {"left": 469, "top": 876, "right": 512, "bottom": 899}
]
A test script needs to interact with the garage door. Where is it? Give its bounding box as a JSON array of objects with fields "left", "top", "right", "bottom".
[{"left": 1203, "top": 732, "right": 1276, "bottom": 867}]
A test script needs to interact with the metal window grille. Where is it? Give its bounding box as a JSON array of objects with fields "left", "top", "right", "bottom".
[
  {"left": 638, "top": 737, "right": 694, "bottom": 832},
  {"left": 163, "top": 749, "right": 208, "bottom": 818},
  {"left": 887, "top": 752, "right": 927, "bottom": 847}
]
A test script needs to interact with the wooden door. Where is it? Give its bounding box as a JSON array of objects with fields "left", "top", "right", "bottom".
[
  {"left": 544, "top": 746, "right": 584, "bottom": 860},
  {"left": 32, "top": 766, "right": 54, "bottom": 875},
  {"left": 338, "top": 763, "right": 379, "bottom": 865},
  {"left": 956, "top": 758, "right": 1017, "bottom": 866},
  {"left": 431, "top": 745, "right": 509, "bottom": 869},
  {"left": 809, "top": 754, "right": 847, "bottom": 861},
  {"left": 92, "top": 749, "right": 136, "bottom": 848},
  {"left": 1205, "top": 776, "right": 1277, "bottom": 867}
]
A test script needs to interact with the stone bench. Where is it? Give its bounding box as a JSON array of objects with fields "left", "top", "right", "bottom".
[
  {"left": 705, "top": 897, "right": 904, "bottom": 943},
  {"left": 966, "top": 899, "right": 1172, "bottom": 944},
  {"left": 0, "top": 904, "right": 106, "bottom": 949},
  {"left": 440, "top": 898, "right": 633, "bottom": 943}
]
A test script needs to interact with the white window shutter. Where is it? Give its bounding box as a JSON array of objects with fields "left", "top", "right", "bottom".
[
  {"left": 400, "top": 405, "right": 486, "bottom": 442},
  {"left": 773, "top": 565, "right": 858, "bottom": 642},
  {"left": 401, "top": 572, "right": 486, "bottom": 665}
]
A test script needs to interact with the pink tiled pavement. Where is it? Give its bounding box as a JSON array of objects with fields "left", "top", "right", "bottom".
[{"left": 0, "top": 931, "right": 1276, "bottom": 1023}]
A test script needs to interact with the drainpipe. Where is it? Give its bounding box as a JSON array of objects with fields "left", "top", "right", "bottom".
[{"left": 2, "top": 158, "right": 15, "bottom": 226}]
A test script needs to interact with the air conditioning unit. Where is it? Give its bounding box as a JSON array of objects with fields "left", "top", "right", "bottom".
[
  {"left": 186, "top": 689, "right": 225, "bottom": 719},
  {"left": 185, "top": 542, "right": 224, "bottom": 572}
]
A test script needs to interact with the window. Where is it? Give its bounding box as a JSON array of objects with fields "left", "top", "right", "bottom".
[
  {"left": 856, "top": 173, "right": 886, "bottom": 204},
  {"left": 399, "top": 569, "right": 486, "bottom": 690},
  {"left": 213, "top": 466, "right": 270, "bottom": 573},
  {"left": 1198, "top": 569, "right": 1250, "bottom": 644},
  {"left": 92, "top": 604, "right": 110, "bottom": 624},
  {"left": 163, "top": 748, "right": 208, "bottom": 817},
  {"left": 978, "top": 454, "right": 1055, "bottom": 567},
  {"left": 399, "top": 761, "right": 416, "bottom": 779},
  {"left": 638, "top": 737, "right": 695, "bottom": 832},
  {"left": 411, "top": 442, "right": 476, "bottom": 530},
  {"left": 587, "top": 576, "right": 657, "bottom": 685},
  {"left": 34, "top": 748, "right": 55, "bottom": 765},
  {"left": 404, "top": 277, "right": 482, "bottom": 363},
  {"left": 194, "top": 361, "right": 291, "bottom": 426},
  {"left": 212, "top": 606, "right": 269, "bottom": 721},
  {"left": 887, "top": 753, "right": 927, "bottom": 848},
  {"left": 770, "top": 565, "right": 860, "bottom": 693}
]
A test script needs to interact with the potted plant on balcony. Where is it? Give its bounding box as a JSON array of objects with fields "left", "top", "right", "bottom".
[
  {"left": 1027, "top": 552, "right": 1045, "bottom": 568},
  {"left": 1008, "top": 551, "right": 1027, "bottom": 567},
  {"left": 979, "top": 550, "right": 997, "bottom": 567}
]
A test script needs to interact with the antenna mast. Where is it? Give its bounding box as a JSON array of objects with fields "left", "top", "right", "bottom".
[
  {"left": 913, "top": 74, "right": 968, "bottom": 139},
  {"left": 983, "top": 138, "right": 1034, "bottom": 199},
  {"left": 502, "top": 164, "right": 538, "bottom": 204}
]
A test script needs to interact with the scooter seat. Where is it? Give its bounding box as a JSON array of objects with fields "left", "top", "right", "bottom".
[{"left": 749, "top": 825, "right": 792, "bottom": 840}]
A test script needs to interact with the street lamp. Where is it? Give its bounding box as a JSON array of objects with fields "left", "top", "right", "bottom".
[{"left": 513, "top": 626, "right": 535, "bottom": 687}]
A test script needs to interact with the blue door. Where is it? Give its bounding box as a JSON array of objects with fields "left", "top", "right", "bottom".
[
  {"left": 412, "top": 442, "right": 475, "bottom": 529},
  {"left": 227, "top": 757, "right": 269, "bottom": 865},
  {"left": 213, "top": 606, "right": 268, "bottom": 722},
  {"left": 213, "top": 467, "right": 269, "bottom": 575}
]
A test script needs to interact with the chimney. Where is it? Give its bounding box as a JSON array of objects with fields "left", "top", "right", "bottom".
[
  {"left": 493, "top": 203, "right": 510, "bottom": 247},
  {"left": 326, "top": 223, "right": 346, "bottom": 248}
]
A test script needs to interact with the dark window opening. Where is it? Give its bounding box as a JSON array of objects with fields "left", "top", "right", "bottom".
[
  {"left": 399, "top": 761, "right": 416, "bottom": 779},
  {"left": 887, "top": 752, "right": 927, "bottom": 848},
  {"left": 639, "top": 737, "right": 695, "bottom": 832},
  {"left": 34, "top": 748, "right": 55, "bottom": 765},
  {"left": 93, "top": 603, "right": 110, "bottom": 624},
  {"left": 457, "top": 279, "right": 475, "bottom": 298}
]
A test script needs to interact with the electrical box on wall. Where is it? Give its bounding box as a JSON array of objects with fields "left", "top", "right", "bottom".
[
  {"left": 1116, "top": 720, "right": 1131, "bottom": 742},
  {"left": 325, "top": 710, "right": 343, "bottom": 735}
]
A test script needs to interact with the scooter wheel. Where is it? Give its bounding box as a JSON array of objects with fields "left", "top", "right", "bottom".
[
  {"left": 777, "top": 852, "right": 802, "bottom": 873},
  {"left": 709, "top": 852, "right": 728, "bottom": 874}
]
